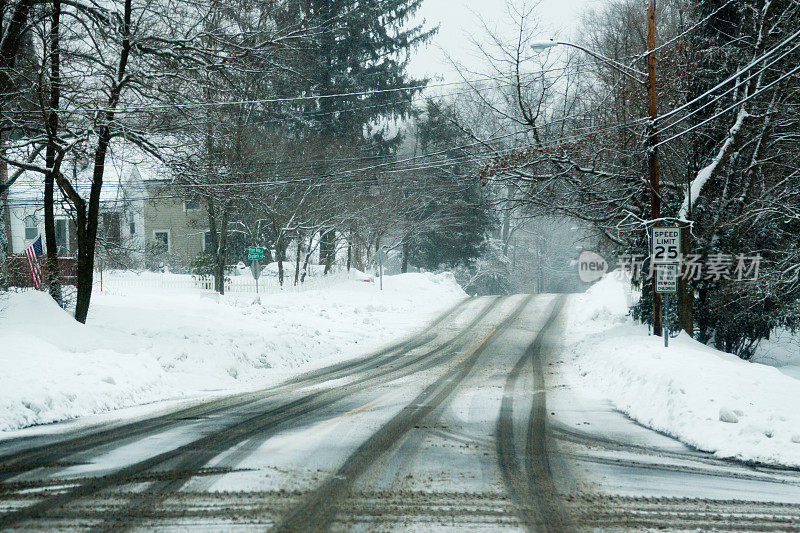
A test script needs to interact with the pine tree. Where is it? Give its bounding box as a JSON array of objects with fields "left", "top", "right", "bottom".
[
  {"left": 292, "top": 0, "right": 436, "bottom": 268},
  {"left": 406, "top": 101, "right": 495, "bottom": 272},
  {"left": 300, "top": 0, "right": 435, "bottom": 148}
]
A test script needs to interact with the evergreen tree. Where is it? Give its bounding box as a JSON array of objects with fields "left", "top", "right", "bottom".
[
  {"left": 290, "top": 0, "right": 436, "bottom": 268},
  {"left": 406, "top": 101, "right": 495, "bottom": 271},
  {"left": 299, "top": 0, "right": 435, "bottom": 149}
]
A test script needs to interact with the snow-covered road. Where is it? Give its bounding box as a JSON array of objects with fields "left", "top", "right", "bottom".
[
  {"left": 1, "top": 294, "right": 799, "bottom": 531},
  {"left": 0, "top": 271, "right": 466, "bottom": 432}
]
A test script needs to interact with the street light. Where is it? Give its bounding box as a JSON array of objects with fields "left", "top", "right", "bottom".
[
  {"left": 530, "top": 1, "right": 665, "bottom": 336},
  {"left": 530, "top": 40, "right": 646, "bottom": 83}
]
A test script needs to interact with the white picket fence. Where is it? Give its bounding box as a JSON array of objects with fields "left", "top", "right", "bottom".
[{"left": 95, "top": 269, "right": 374, "bottom": 295}]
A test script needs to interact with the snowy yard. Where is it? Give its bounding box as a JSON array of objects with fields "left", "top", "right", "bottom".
[
  {"left": 0, "top": 270, "right": 466, "bottom": 433},
  {"left": 565, "top": 273, "right": 800, "bottom": 467}
]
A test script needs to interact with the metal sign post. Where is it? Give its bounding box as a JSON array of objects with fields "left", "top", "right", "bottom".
[
  {"left": 655, "top": 254, "right": 679, "bottom": 348},
  {"left": 247, "top": 247, "right": 264, "bottom": 293},
  {"left": 663, "top": 294, "right": 668, "bottom": 347}
]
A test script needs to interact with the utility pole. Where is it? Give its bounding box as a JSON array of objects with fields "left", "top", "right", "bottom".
[
  {"left": 531, "top": 4, "right": 664, "bottom": 336},
  {"left": 647, "top": 0, "right": 663, "bottom": 337}
]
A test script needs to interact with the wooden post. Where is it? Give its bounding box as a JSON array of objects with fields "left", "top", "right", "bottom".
[{"left": 647, "top": 0, "right": 662, "bottom": 336}]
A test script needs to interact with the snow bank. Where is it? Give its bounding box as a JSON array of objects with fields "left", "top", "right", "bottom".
[
  {"left": 567, "top": 273, "right": 800, "bottom": 467},
  {"left": 0, "top": 291, "right": 168, "bottom": 431},
  {"left": 0, "top": 272, "right": 465, "bottom": 432},
  {"left": 752, "top": 329, "right": 800, "bottom": 380}
]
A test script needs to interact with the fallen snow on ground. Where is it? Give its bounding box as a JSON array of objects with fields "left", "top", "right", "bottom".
[
  {"left": 752, "top": 329, "right": 800, "bottom": 380},
  {"left": 0, "top": 271, "right": 465, "bottom": 432},
  {"left": 566, "top": 272, "right": 800, "bottom": 467}
]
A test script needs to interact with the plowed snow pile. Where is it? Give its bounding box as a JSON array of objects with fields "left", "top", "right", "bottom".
[
  {"left": 567, "top": 272, "right": 800, "bottom": 467},
  {"left": 0, "top": 272, "right": 465, "bottom": 432}
]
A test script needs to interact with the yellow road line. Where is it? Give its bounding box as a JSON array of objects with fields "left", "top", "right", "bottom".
[
  {"left": 262, "top": 388, "right": 402, "bottom": 454},
  {"left": 475, "top": 328, "right": 497, "bottom": 351},
  {"left": 255, "top": 326, "right": 498, "bottom": 456}
]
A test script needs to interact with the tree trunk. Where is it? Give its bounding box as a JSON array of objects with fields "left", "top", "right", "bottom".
[
  {"left": 346, "top": 234, "right": 351, "bottom": 272},
  {"left": 73, "top": 133, "right": 110, "bottom": 323},
  {"left": 216, "top": 206, "right": 230, "bottom": 294},
  {"left": 294, "top": 232, "right": 302, "bottom": 285},
  {"left": 73, "top": 0, "right": 131, "bottom": 324},
  {"left": 43, "top": 166, "right": 62, "bottom": 304},
  {"left": 206, "top": 196, "right": 229, "bottom": 295},
  {"left": 0, "top": 0, "right": 32, "bottom": 95},
  {"left": 216, "top": 208, "right": 230, "bottom": 295},
  {"left": 74, "top": 121, "right": 112, "bottom": 323},
  {"left": 324, "top": 232, "right": 334, "bottom": 275},
  {"left": 301, "top": 233, "right": 314, "bottom": 283},
  {"left": 320, "top": 228, "right": 335, "bottom": 274},
  {"left": 0, "top": 156, "right": 9, "bottom": 259},
  {"left": 0, "top": 180, "right": 9, "bottom": 289},
  {"left": 401, "top": 238, "right": 409, "bottom": 273},
  {"left": 73, "top": 204, "right": 94, "bottom": 323},
  {"left": 43, "top": 0, "right": 62, "bottom": 306},
  {"left": 276, "top": 232, "right": 284, "bottom": 286},
  {"left": 501, "top": 185, "right": 512, "bottom": 255}
]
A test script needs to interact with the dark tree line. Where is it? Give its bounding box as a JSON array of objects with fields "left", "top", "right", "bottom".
[{"left": 0, "top": 0, "right": 501, "bottom": 320}]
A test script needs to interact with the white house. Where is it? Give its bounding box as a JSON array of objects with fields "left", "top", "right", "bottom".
[{"left": 3, "top": 143, "right": 153, "bottom": 265}]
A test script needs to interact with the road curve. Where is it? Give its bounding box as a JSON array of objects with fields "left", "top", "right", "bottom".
[
  {"left": 0, "top": 295, "right": 509, "bottom": 529},
  {"left": 2, "top": 293, "right": 800, "bottom": 531}
]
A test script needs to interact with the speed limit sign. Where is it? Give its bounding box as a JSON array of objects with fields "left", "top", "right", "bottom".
[{"left": 652, "top": 227, "right": 681, "bottom": 264}]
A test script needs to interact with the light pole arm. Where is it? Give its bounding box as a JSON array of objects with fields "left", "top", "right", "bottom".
[{"left": 531, "top": 40, "right": 647, "bottom": 84}]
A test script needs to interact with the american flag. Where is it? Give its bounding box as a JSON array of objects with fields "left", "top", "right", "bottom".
[{"left": 22, "top": 235, "right": 44, "bottom": 289}]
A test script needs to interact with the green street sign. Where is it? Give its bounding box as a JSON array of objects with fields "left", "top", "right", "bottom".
[{"left": 247, "top": 246, "right": 264, "bottom": 260}]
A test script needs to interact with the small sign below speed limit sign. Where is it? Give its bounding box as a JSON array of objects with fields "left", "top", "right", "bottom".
[{"left": 652, "top": 226, "right": 681, "bottom": 264}]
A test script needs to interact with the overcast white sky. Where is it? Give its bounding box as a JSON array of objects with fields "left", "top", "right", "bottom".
[{"left": 408, "top": 0, "right": 603, "bottom": 81}]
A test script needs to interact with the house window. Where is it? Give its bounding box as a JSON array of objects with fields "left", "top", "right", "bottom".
[
  {"left": 55, "top": 219, "right": 68, "bottom": 255},
  {"left": 154, "top": 231, "right": 170, "bottom": 253},
  {"left": 102, "top": 212, "right": 121, "bottom": 244},
  {"left": 185, "top": 199, "right": 199, "bottom": 211},
  {"left": 129, "top": 212, "right": 136, "bottom": 235},
  {"left": 24, "top": 215, "right": 38, "bottom": 240}
]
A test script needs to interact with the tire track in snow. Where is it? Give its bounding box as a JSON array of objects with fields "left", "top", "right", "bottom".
[
  {"left": 0, "top": 297, "right": 500, "bottom": 530},
  {"left": 0, "top": 297, "right": 473, "bottom": 484},
  {"left": 271, "top": 295, "right": 534, "bottom": 532},
  {"left": 495, "top": 295, "right": 571, "bottom": 533}
]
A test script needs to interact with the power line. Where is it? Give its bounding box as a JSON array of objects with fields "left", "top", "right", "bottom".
[
  {"left": 634, "top": 0, "right": 737, "bottom": 60},
  {"left": 654, "top": 61, "right": 800, "bottom": 149},
  {"left": 1, "top": 56, "right": 639, "bottom": 120},
  {"left": 0, "top": 67, "right": 578, "bottom": 117},
  {"left": 657, "top": 36, "right": 800, "bottom": 134},
  {"left": 9, "top": 113, "right": 648, "bottom": 194},
  {"left": 657, "top": 26, "right": 800, "bottom": 124}
]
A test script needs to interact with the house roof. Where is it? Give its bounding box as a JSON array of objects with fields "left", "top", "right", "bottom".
[{"left": 5, "top": 140, "right": 172, "bottom": 207}]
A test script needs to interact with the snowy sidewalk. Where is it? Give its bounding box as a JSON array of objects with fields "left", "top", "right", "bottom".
[
  {"left": 0, "top": 271, "right": 465, "bottom": 433},
  {"left": 565, "top": 273, "right": 800, "bottom": 468}
]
